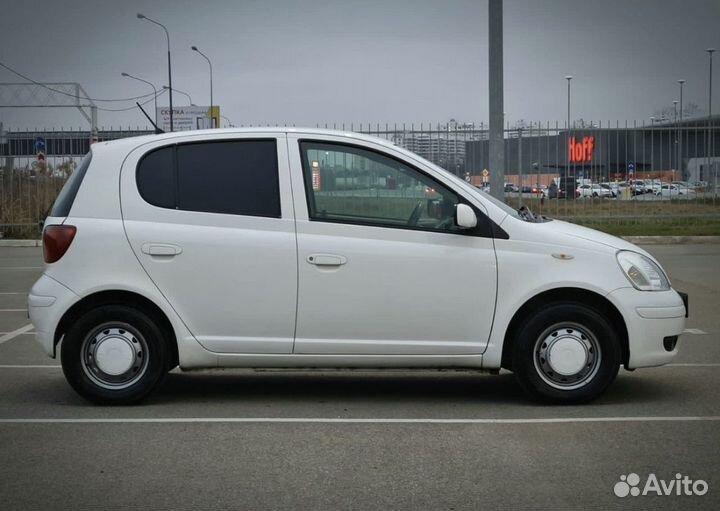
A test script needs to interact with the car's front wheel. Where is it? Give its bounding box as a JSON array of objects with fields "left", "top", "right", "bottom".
[
  {"left": 61, "top": 305, "right": 170, "bottom": 405},
  {"left": 512, "top": 303, "right": 621, "bottom": 403}
]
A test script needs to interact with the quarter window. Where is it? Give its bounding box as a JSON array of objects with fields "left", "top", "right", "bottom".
[
  {"left": 136, "top": 139, "right": 280, "bottom": 217},
  {"left": 300, "top": 142, "right": 462, "bottom": 233}
]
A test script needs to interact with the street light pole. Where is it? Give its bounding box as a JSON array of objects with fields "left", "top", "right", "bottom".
[
  {"left": 163, "top": 86, "right": 193, "bottom": 105},
  {"left": 121, "top": 72, "right": 158, "bottom": 126},
  {"left": 137, "top": 13, "right": 173, "bottom": 132},
  {"left": 673, "top": 100, "right": 679, "bottom": 173},
  {"left": 708, "top": 49, "right": 715, "bottom": 190},
  {"left": 678, "top": 80, "right": 685, "bottom": 179},
  {"left": 565, "top": 76, "right": 572, "bottom": 130},
  {"left": 650, "top": 116, "right": 655, "bottom": 172},
  {"left": 191, "top": 46, "right": 214, "bottom": 128}
]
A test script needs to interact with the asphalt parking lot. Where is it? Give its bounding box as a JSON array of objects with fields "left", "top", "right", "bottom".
[{"left": 0, "top": 244, "right": 718, "bottom": 510}]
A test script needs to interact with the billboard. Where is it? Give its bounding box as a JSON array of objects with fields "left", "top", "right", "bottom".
[{"left": 156, "top": 106, "right": 220, "bottom": 132}]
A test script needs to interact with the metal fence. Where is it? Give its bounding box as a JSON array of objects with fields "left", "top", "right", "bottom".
[{"left": 1, "top": 120, "right": 719, "bottom": 237}]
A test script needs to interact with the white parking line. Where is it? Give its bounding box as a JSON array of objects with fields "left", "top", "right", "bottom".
[
  {"left": 0, "top": 416, "right": 718, "bottom": 424},
  {"left": 683, "top": 328, "right": 708, "bottom": 335},
  {"left": 0, "top": 309, "right": 28, "bottom": 313},
  {"left": 0, "top": 292, "right": 26, "bottom": 295},
  {"left": 0, "top": 267, "right": 42, "bottom": 270},
  {"left": 0, "top": 332, "right": 33, "bottom": 336},
  {"left": 0, "top": 324, "right": 34, "bottom": 345}
]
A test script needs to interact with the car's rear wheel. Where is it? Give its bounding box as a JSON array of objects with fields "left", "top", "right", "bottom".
[
  {"left": 512, "top": 303, "right": 621, "bottom": 403},
  {"left": 61, "top": 305, "right": 169, "bottom": 405}
]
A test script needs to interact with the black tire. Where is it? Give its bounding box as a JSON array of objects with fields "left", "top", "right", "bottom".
[
  {"left": 61, "top": 305, "right": 170, "bottom": 405},
  {"left": 512, "top": 302, "right": 621, "bottom": 404}
]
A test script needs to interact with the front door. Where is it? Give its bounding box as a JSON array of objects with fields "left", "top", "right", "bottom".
[{"left": 288, "top": 136, "right": 497, "bottom": 355}]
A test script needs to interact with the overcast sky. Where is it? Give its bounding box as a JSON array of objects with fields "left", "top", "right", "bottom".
[{"left": 1, "top": 0, "right": 718, "bottom": 130}]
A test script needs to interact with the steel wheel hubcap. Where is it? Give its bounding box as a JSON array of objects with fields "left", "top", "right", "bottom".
[
  {"left": 81, "top": 324, "right": 149, "bottom": 390},
  {"left": 534, "top": 323, "right": 601, "bottom": 390}
]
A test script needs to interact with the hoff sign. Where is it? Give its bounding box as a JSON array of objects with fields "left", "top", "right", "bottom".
[{"left": 568, "top": 136, "right": 595, "bottom": 163}]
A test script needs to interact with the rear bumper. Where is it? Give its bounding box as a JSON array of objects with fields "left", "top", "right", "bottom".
[
  {"left": 607, "top": 287, "right": 687, "bottom": 369},
  {"left": 28, "top": 274, "right": 79, "bottom": 358}
]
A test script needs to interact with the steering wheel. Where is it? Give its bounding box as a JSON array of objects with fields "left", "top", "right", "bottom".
[{"left": 407, "top": 201, "right": 425, "bottom": 226}]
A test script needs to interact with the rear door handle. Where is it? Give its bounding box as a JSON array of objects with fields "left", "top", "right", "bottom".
[
  {"left": 307, "top": 254, "right": 347, "bottom": 266},
  {"left": 142, "top": 243, "right": 182, "bottom": 256}
]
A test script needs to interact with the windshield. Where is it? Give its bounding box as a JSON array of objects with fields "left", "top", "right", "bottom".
[{"left": 402, "top": 151, "right": 520, "bottom": 219}]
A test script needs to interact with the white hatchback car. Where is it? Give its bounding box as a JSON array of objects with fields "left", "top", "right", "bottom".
[{"left": 29, "top": 128, "right": 688, "bottom": 404}]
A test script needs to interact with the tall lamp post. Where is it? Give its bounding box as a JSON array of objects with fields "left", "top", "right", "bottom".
[
  {"left": 163, "top": 86, "right": 194, "bottom": 105},
  {"left": 678, "top": 80, "right": 686, "bottom": 179},
  {"left": 650, "top": 116, "right": 655, "bottom": 172},
  {"left": 137, "top": 13, "right": 173, "bottom": 132},
  {"left": 191, "top": 45, "right": 214, "bottom": 128},
  {"left": 707, "top": 48, "right": 715, "bottom": 190},
  {"left": 673, "top": 100, "right": 679, "bottom": 173},
  {"left": 121, "top": 72, "right": 158, "bottom": 126},
  {"left": 564, "top": 76, "right": 573, "bottom": 129}
]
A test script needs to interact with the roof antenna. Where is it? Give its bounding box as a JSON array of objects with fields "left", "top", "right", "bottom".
[{"left": 135, "top": 102, "right": 165, "bottom": 134}]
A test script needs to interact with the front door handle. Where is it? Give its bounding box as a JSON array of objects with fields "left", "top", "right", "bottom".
[
  {"left": 307, "top": 254, "right": 347, "bottom": 266},
  {"left": 142, "top": 243, "right": 183, "bottom": 256}
]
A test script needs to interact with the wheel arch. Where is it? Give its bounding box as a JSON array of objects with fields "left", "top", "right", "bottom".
[
  {"left": 500, "top": 287, "right": 629, "bottom": 371},
  {"left": 54, "top": 290, "right": 179, "bottom": 369}
]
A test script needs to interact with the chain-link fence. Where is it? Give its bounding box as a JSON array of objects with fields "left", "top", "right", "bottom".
[{"left": 1, "top": 121, "right": 719, "bottom": 237}]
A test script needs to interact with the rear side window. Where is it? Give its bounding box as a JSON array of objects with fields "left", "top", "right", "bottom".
[
  {"left": 136, "top": 139, "right": 280, "bottom": 218},
  {"left": 49, "top": 152, "right": 92, "bottom": 217},
  {"left": 136, "top": 146, "right": 175, "bottom": 208}
]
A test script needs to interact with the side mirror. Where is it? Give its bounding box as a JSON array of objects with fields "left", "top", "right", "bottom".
[{"left": 455, "top": 203, "right": 477, "bottom": 229}]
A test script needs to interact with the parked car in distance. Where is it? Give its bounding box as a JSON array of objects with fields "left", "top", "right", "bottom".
[
  {"left": 504, "top": 182, "right": 519, "bottom": 193},
  {"left": 656, "top": 184, "right": 685, "bottom": 197},
  {"left": 546, "top": 181, "right": 566, "bottom": 199},
  {"left": 599, "top": 183, "right": 617, "bottom": 197},
  {"left": 671, "top": 181, "right": 695, "bottom": 194},
  {"left": 630, "top": 180, "right": 647, "bottom": 195},
  {"left": 29, "top": 128, "right": 687, "bottom": 405},
  {"left": 576, "top": 184, "right": 613, "bottom": 198}
]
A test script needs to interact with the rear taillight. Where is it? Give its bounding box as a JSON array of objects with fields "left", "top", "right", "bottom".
[{"left": 43, "top": 225, "right": 77, "bottom": 263}]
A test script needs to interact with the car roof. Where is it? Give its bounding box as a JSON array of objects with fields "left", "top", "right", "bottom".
[{"left": 90, "top": 127, "right": 397, "bottom": 153}]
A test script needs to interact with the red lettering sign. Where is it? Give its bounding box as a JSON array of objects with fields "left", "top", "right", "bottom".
[{"left": 568, "top": 136, "right": 595, "bottom": 163}]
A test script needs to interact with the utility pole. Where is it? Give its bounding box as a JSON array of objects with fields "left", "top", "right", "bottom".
[
  {"left": 488, "top": 0, "right": 505, "bottom": 200},
  {"left": 678, "top": 79, "right": 685, "bottom": 178}
]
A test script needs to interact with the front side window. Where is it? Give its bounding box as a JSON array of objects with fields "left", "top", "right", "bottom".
[
  {"left": 300, "top": 141, "right": 462, "bottom": 233},
  {"left": 136, "top": 139, "right": 280, "bottom": 218}
]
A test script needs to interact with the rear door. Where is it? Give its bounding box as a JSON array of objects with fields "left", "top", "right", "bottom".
[{"left": 120, "top": 133, "right": 297, "bottom": 354}]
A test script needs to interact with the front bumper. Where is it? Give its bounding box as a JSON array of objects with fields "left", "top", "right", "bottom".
[
  {"left": 28, "top": 274, "right": 79, "bottom": 358},
  {"left": 607, "top": 287, "right": 687, "bottom": 369}
]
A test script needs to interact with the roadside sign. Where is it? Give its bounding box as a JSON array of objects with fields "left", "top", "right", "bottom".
[
  {"left": 35, "top": 137, "right": 47, "bottom": 173},
  {"left": 34, "top": 137, "right": 46, "bottom": 154},
  {"left": 482, "top": 169, "right": 489, "bottom": 177},
  {"left": 156, "top": 106, "right": 217, "bottom": 132},
  {"left": 628, "top": 162, "right": 635, "bottom": 174}
]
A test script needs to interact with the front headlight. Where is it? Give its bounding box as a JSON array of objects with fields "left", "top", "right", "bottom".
[{"left": 616, "top": 250, "right": 670, "bottom": 291}]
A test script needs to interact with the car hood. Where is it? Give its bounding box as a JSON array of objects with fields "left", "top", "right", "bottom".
[{"left": 504, "top": 216, "right": 653, "bottom": 258}]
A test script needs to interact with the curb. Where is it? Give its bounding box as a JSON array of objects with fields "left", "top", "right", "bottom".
[{"left": 0, "top": 240, "right": 42, "bottom": 247}]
